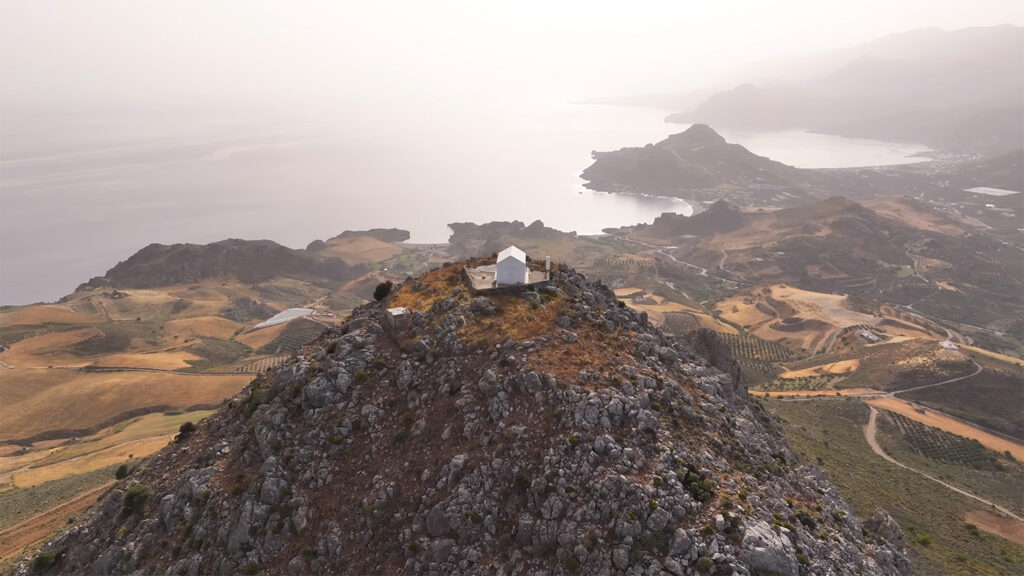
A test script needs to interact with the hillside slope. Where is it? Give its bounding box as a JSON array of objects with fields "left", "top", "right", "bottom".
[
  {"left": 17, "top": 264, "right": 908, "bottom": 575},
  {"left": 581, "top": 124, "right": 801, "bottom": 196},
  {"left": 78, "top": 239, "right": 364, "bottom": 290},
  {"left": 669, "top": 26, "right": 1024, "bottom": 153}
]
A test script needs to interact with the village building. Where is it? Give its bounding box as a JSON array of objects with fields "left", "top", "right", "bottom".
[
  {"left": 496, "top": 246, "right": 528, "bottom": 286},
  {"left": 464, "top": 245, "right": 550, "bottom": 291},
  {"left": 858, "top": 329, "right": 881, "bottom": 343}
]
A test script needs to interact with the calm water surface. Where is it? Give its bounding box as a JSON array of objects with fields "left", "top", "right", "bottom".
[{"left": 0, "top": 104, "right": 929, "bottom": 304}]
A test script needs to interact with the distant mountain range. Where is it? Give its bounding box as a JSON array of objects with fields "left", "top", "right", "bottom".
[{"left": 666, "top": 26, "right": 1024, "bottom": 154}]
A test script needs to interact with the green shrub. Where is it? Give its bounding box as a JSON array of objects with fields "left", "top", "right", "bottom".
[
  {"left": 796, "top": 553, "right": 809, "bottom": 565},
  {"left": 373, "top": 281, "right": 393, "bottom": 301},
  {"left": 30, "top": 551, "right": 56, "bottom": 573},
  {"left": 114, "top": 464, "right": 129, "bottom": 480},
  {"left": 175, "top": 421, "right": 196, "bottom": 443},
  {"left": 122, "top": 483, "right": 153, "bottom": 516},
  {"left": 695, "top": 556, "right": 714, "bottom": 574}
]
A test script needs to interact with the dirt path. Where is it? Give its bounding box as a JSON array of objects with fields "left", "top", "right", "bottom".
[
  {"left": 866, "top": 397, "right": 1024, "bottom": 460},
  {"left": 0, "top": 481, "right": 113, "bottom": 561},
  {"left": 891, "top": 360, "right": 982, "bottom": 395},
  {"left": 965, "top": 510, "right": 1024, "bottom": 546},
  {"left": 864, "top": 406, "right": 1022, "bottom": 522}
]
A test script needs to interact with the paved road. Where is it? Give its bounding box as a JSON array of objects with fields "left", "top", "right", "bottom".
[{"left": 864, "top": 406, "right": 1022, "bottom": 521}]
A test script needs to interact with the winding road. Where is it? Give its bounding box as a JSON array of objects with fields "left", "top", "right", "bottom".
[
  {"left": 891, "top": 360, "right": 983, "bottom": 396},
  {"left": 863, "top": 406, "right": 1023, "bottom": 522}
]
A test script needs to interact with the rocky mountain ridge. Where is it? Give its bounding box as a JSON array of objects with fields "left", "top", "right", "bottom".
[
  {"left": 77, "top": 239, "right": 365, "bottom": 291},
  {"left": 19, "top": 263, "right": 908, "bottom": 576}
]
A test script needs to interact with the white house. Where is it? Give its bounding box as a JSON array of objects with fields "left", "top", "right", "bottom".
[{"left": 496, "top": 245, "right": 528, "bottom": 286}]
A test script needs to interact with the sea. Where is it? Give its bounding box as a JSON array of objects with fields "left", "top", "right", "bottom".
[{"left": 0, "top": 103, "right": 931, "bottom": 305}]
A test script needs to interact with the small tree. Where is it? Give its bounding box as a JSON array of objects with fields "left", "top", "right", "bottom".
[
  {"left": 373, "top": 281, "right": 393, "bottom": 301},
  {"left": 122, "top": 484, "right": 153, "bottom": 516},
  {"left": 175, "top": 421, "right": 196, "bottom": 443},
  {"left": 115, "top": 464, "right": 129, "bottom": 480}
]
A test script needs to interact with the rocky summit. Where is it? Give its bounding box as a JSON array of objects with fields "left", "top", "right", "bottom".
[{"left": 17, "top": 263, "right": 909, "bottom": 576}]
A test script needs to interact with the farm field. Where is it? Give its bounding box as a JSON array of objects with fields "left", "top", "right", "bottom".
[
  {"left": 770, "top": 398, "right": 1024, "bottom": 575},
  {"left": 88, "top": 350, "right": 204, "bottom": 370},
  {"left": 901, "top": 366, "right": 1024, "bottom": 442},
  {"left": 780, "top": 359, "right": 860, "bottom": 378},
  {"left": 11, "top": 436, "right": 170, "bottom": 488},
  {"left": 235, "top": 322, "right": 290, "bottom": 350},
  {"left": 875, "top": 410, "right": 1023, "bottom": 517},
  {"left": 0, "top": 411, "right": 215, "bottom": 477},
  {"left": 614, "top": 288, "right": 737, "bottom": 333},
  {"left": 164, "top": 315, "right": 241, "bottom": 340},
  {"left": 965, "top": 510, "right": 1024, "bottom": 547},
  {"left": 0, "top": 328, "right": 103, "bottom": 368},
  {"left": 0, "top": 480, "right": 111, "bottom": 564},
  {"left": 0, "top": 304, "right": 104, "bottom": 326},
  {"left": 866, "top": 397, "right": 1024, "bottom": 461},
  {"left": 0, "top": 369, "right": 249, "bottom": 442}
]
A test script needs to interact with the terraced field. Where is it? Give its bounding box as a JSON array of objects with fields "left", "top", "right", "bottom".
[
  {"left": 256, "top": 318, "right": 326, "bottom": 355},
  {"left": 883, "top": 410, "right": 1002, "bottom": 470}
]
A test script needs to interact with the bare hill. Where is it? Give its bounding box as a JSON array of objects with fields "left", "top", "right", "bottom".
[{"left": 17, "top": 264, "right": 908, "bottom": 576}]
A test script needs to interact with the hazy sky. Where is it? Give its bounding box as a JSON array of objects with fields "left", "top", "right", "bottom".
[{"left": 3, "top": 0, "right": 1023, "bottom": 112}]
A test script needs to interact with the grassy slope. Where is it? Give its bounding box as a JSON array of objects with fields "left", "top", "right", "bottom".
[{"left": 768, "top": 398, "right": 1024, "bottom": 576}]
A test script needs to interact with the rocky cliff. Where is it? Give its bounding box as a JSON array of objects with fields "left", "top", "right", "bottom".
[{"left": 19, "top": 263, "right": 908, "bottom": 576}]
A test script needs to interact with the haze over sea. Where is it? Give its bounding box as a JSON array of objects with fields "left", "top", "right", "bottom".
[{"left": 0, "top": 102, "right": 930, "bottom": 305}]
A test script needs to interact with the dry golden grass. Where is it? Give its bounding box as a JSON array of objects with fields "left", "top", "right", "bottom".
[
  {"left": 236, "top": 322, "right": 290, "bottom": 350},
  {"left": 960, "top": 345, "right": 1023, "bottom": 364},
  {"left": 751, "top": 324, "right": 822, "bottom": 353},
  {"left": 95, "top": 289, "right": 188, "bottom": 321},
  {"left": 322, "top": 236, "right": 403, "bottom": 264},
  {"left": 715, "top": 294, "right": 776, "bottom": 327},
  {"left": 0, "top": 411, "right": 215, "bottom": 476},
  {"left": 389, "top": 264, "right": 470, "bottom": 313},
  {"left": 770, "top": 285, "right": 877, "bottom": 326},
  {"left": 0, "top": 305, "right": 102, "bottom": 326},
  {"left": 617, "top": 291, "right": 738, "bottom": 334},
  {"left": 461, "top": 294, "right": 562, "bottom": 346},
  {"left": 164, "top": 316, "right": 240, "bottom": 340},
  {"left": 867, "top": 397, "right": 1024, "bottom": 460},
  {"left": 861, "top": 196, "right": 972, "bottom": 236},
  {"left": 0, "top": 328, "right": 102, "bottom": 368},
  {"left": 780, "top": 359, "right": 860, "bottom": 379},
  {"left": 89, "top": 350, "right": 203, "bottom": 370},
  {"left": 0, "top": 369, "right": 249, "bottom": 442},
  {"left": 11, "top": 436, "right": 171, "bottom": 488}
]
